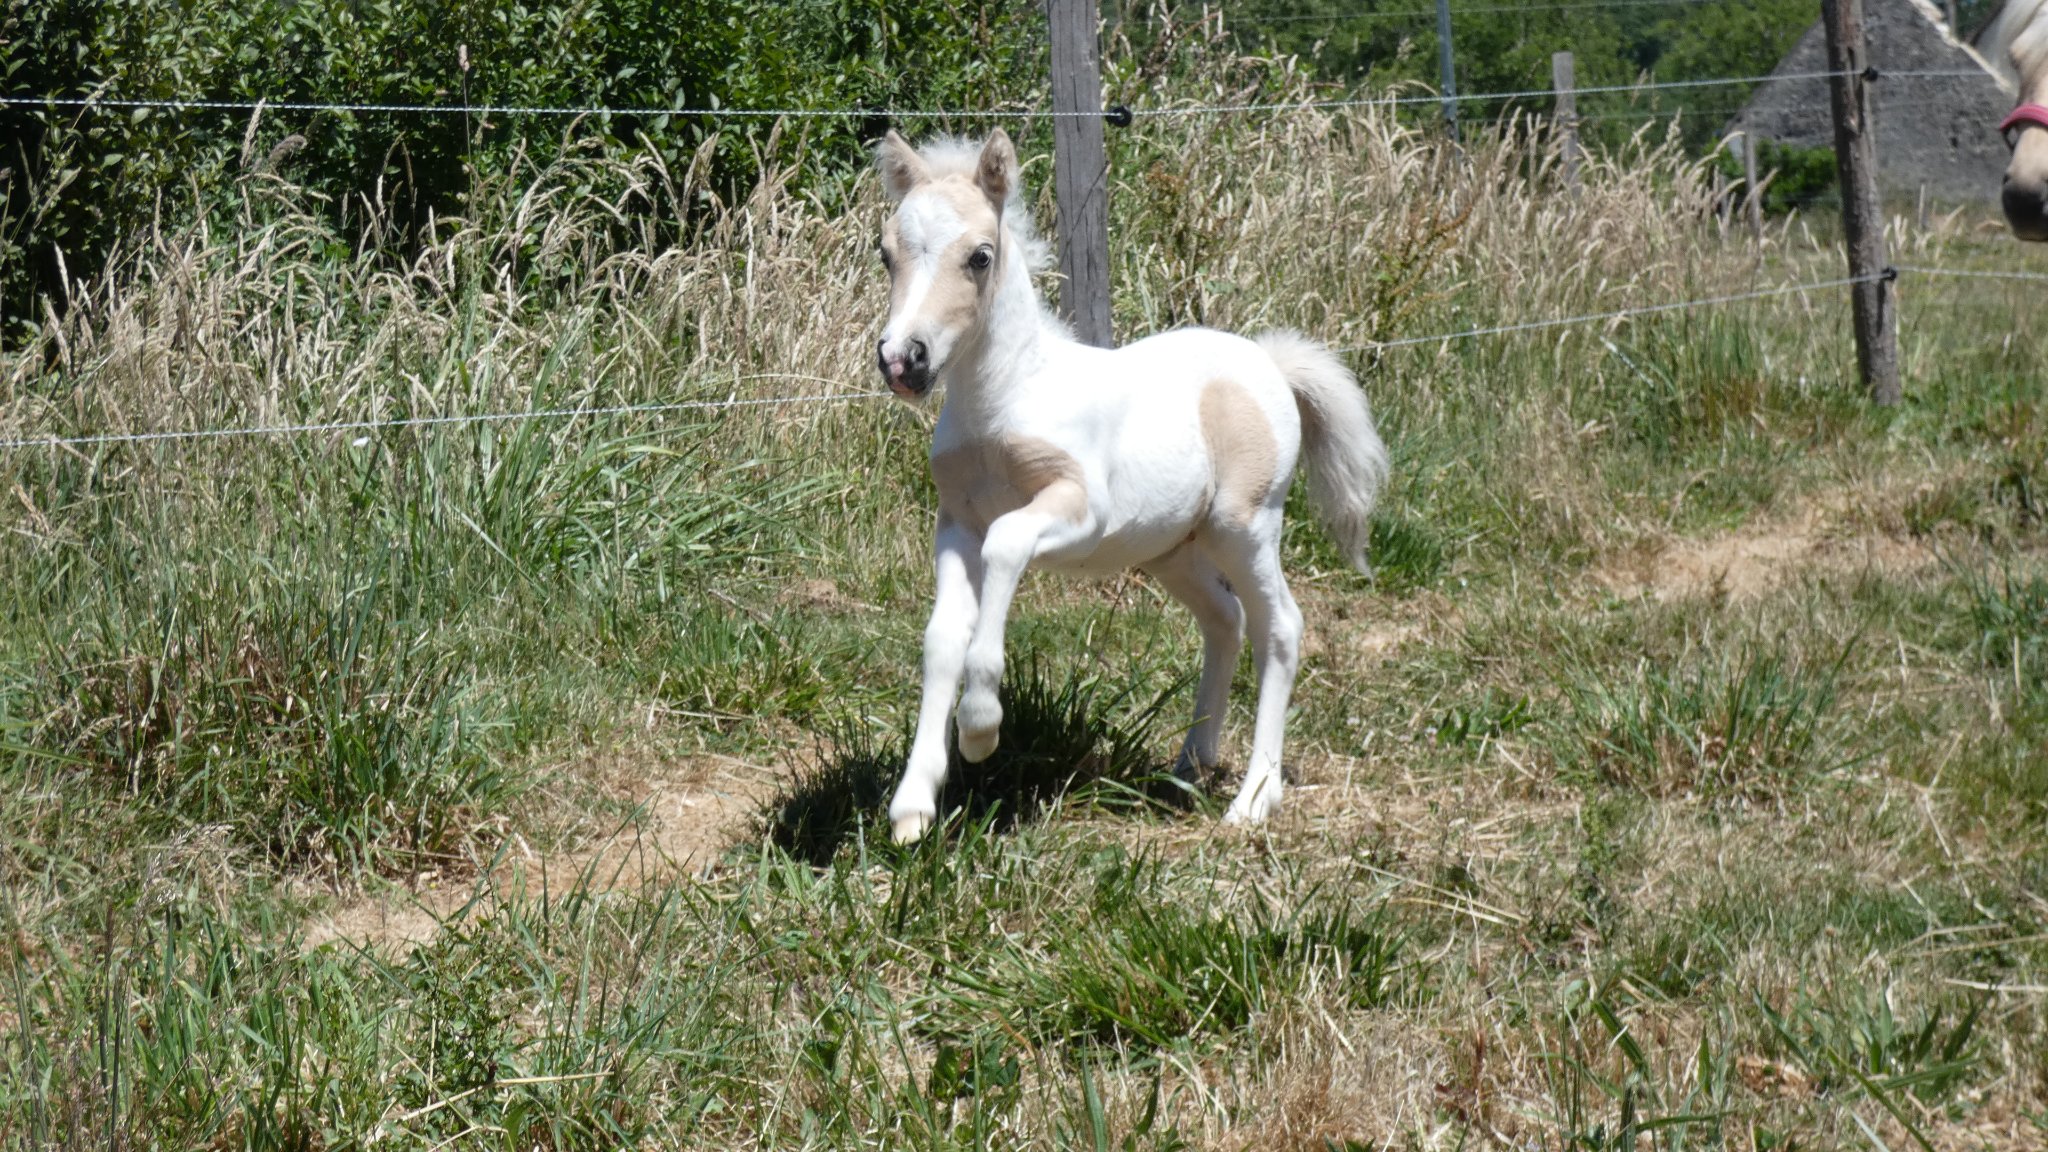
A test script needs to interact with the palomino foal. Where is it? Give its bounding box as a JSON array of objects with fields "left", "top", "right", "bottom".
[{"left": 873, "top": 129, "right": 1388, "bottom": 844}]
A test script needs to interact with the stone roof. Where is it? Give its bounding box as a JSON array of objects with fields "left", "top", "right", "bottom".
[{"left": 1729, "top": 0, "right": 2014, "bottom": 202}]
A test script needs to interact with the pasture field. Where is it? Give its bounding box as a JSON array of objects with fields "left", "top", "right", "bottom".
[{"left": 2, "top": 90, "right": 2045, "bottom": 1149}]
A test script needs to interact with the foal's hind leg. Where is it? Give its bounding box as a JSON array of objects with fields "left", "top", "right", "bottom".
[
  {"left": 1144, "top": 546, "right": 1244, "bottom": 780},
  {"left": 1207, "top": 523, "right": 1304, "bottom": 825}
]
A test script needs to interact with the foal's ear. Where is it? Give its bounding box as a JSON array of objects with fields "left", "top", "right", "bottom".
[
  {"left": 875, "top": 130, "right": 929, "bottom": 202},
  {"left": 975, "top": 129, "right": 1019, "bottom": 210}
]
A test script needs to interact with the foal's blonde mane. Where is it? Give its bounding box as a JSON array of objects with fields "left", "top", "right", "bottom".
[{"left": 899, "top": 135, "right": 1053, "bottom": 275}]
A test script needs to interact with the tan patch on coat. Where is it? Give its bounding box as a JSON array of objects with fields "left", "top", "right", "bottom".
[
  {"left": 930, "top": 175, "right": 1000, "bottom": 230},
  {"left": 880, "top": 176, "right": 1002, "bottom": 337},
  {"left": 931, "top": 434, "right": 1089, "bottom": 530},
  {"left": 1200, "top": 379, "right": 1279, "bottom": 528},
  {"left": 914, "top": 234, "right": 986, "bottom": 335}
]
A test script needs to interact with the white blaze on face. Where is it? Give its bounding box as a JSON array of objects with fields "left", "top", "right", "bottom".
[
  {"left": 881, "top": 192, "right": 967, "bottom": 354},
  {"left": 878, "top": 178, "right": 1001, "bottom": 389}
]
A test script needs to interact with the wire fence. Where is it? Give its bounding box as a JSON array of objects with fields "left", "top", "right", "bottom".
[
  {"left": 0, "top": 68, "right": 1988, "bottom": 124},
  {"left": 14, "top": 262, "right": 2040, "bottom": 453},
  {"left": 1893, "top": 263, "right": 2048, "bottom": 283},
  {"left": 1347, "top": 273, "right": 1885, "bottom": 352},
  {"left": 1138, "top": 0, "right": 1733, "bottom": 22},
  {"left": 0, "top": 391, "right": 892, "bottom": 452},
  {"left": 0, "top": 22, "right": 2029, "bottom": 453}
]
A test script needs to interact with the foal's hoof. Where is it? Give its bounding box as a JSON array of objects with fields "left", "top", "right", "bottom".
[
  {"left": 956, "top": 693, "right": 1002, "bottom": 763},
  {"left": 1221, "top": 783, "right": 1281, "bottom": 826},
  {"left": 891, "top": 811, "right": 934, "bottom": 845},
  {"left": 957, "top": 725, "right": 1000, "bottom": 763}
]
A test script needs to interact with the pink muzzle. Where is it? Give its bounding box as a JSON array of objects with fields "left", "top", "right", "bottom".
[{"left": 2001, "top": 103, "right": 2048, "bottom": 148}]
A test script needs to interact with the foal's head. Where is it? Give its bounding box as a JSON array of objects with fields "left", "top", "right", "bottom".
[{"left": 873, "top": 130, "right": 1024, "bottom": 398}]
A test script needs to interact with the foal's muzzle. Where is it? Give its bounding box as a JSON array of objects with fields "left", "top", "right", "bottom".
[{"left": 878, "top": 337, "right": 933, "bottom": 397}]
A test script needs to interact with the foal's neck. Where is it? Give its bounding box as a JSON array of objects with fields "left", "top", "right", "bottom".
[{"left": 939, "top": 230, "right": 1066, "bottom": 426}]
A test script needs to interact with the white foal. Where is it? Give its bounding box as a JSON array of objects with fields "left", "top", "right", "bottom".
[{"left": 872, "top": 129, "right": 1388, "bottom": 845}]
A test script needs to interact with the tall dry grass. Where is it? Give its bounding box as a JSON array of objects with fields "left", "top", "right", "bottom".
[{"left": 3, "top": 67, "right": 1746, "bottom": 457}]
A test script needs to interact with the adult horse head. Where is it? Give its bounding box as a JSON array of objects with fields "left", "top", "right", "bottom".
[{"left": 1984, "top": 0, "right": 2048, "bottom": 238}]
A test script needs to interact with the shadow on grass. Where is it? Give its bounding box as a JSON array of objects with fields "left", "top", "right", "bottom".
[{"left": 757, "top": 656, "right": 1195, "bottom": 866}]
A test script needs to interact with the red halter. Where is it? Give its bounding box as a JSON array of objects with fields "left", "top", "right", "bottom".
[{"left": 2001, "top": 103, "right": 2048, "bottom": 148}]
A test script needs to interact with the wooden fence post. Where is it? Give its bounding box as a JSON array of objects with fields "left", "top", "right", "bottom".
[
  {"left": 1742, "top": 131, "right": 1764, "bottom": 246},
  {"left": 1551, "top": 51, "right": 1579, "bottom": 195},
  {"left": 1437, "top": 0, "right": 1458, "bottom": 136},
  {"left": 1821, "top": 0, "right": 1900, "bottom": 406},
  {"left": 1048, "top": 0, "right": 1114, "bottom": 348}
]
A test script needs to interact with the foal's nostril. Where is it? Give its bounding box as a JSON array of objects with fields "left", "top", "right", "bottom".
[{"left": 907, "top": 338, "right": 929, "bottom": 368}]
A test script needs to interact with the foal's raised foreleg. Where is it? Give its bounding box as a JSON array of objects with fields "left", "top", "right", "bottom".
[
  {"left": 1144, "top": 546, "right": 1244, "bottom": 780},
  {"left": 889, "top": 515, "right": 982, "bottom": 845},
  {"left": 954, "top": 487, "right": 1097, "bottom": 764}
]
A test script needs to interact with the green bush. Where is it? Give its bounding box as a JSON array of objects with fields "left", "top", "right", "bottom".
[
  {"left": 1186, "top": 0, "right": 1817, "bottom": 152},
  {"left": 0, "top": 0, "right": 1046, "bottom": 338},
  {"left": 1716, "top": 136, "right": 1839, "bottom": 214}
]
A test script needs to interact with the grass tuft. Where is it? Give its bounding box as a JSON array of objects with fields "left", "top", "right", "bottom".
[{"left": 1551, "top": 640, "right": 1849, "bottom": 799}]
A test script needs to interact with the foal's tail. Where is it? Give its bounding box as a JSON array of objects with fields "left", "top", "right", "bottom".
[{"left": 1257, "top": 330, "right": 1388, "bottom": 575}]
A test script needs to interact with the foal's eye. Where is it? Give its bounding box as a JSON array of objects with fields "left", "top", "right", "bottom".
[{"left": 968, "top": 247, "right": 993, "bottom": 272}]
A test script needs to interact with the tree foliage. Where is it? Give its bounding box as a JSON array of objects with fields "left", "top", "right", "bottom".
[
  {"left": 0, "top": 0, "right": 1046, "bottom": 333},
  {"left": 1150, "top": 0, "right": 1818, "bottom": 148},
  {"left": 1, "top": 0, "right": 1824, "bottom": 336}
]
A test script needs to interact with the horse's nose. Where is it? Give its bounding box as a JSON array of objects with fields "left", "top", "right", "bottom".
[
  {"left": 2004, "top": 178, "right": 2048, "bottom": 241},
  {"left": 906, "top": 338, "right": 929, "bottom": 372}
]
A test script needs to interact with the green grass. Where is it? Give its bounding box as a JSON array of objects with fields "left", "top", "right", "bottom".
[
  {"left": 2, "top": 75, "right": 2047, "bottom": 1148},
  {"left": 1551, "top": 638, "right": 1851, "bottom": 799}
]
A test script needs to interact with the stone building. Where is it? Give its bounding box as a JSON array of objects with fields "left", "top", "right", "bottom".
[{"left": 1728, "top": 0, "right": 2013, "bottom": 202}]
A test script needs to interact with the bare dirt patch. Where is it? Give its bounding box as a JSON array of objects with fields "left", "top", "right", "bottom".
[
  {"left": 1298, "top": 583, "right": 1450, "bottom": 665},
  {"left": 302, "top": 751, "right": 788, "bottom": 952},
  {"left": 778, "top": 577, "right": 877, "bottom": 613},
  {"left": 1598, "top": 502, "right": 1936, "bottom": 603}
]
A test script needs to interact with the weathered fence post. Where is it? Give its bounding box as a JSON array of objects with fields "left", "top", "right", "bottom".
[
  {"left": 1551, "top": 51, "right": 1579, "bottom": 195},
  {"left": 1048, "top": 0, "right": 1114, "bottom": 348},
  {"left": 1437, "top": 0, "right": 1458, "bottom": 136},
  {"left": 1821, "top": 0, "right": 1900, "bottom": 405},
  {"left": 1742, "top": 131, "right": 1764, "bottom": 246}
]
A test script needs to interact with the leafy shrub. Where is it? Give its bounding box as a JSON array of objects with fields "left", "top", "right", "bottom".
[
  {"left": 0, "top": 0, "right": 1047, "bottom": 338},
  {"left": 1716, "top": 137, "right": 1839, "bottom": 215}
]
